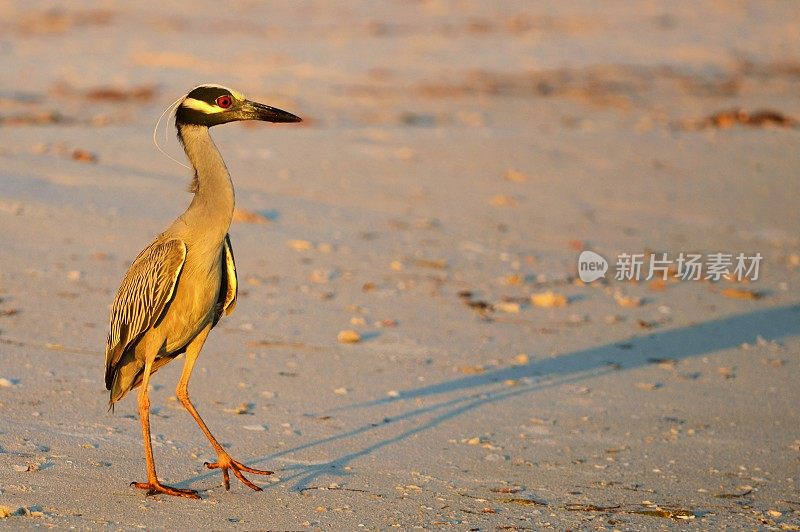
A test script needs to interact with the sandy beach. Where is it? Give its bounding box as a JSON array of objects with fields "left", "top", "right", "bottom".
[{"left": 1, "top": 1, "right": 799, "bottom": 529}]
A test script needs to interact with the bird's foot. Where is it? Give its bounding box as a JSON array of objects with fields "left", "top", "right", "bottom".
[
  {"left": 131, "top": 481, "right": 200, "bottom": 499},
  {"left": 204, "top": 453, "right": 272, "bottom": 491}
]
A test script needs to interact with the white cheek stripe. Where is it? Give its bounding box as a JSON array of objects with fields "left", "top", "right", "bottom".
[{"left": 182, "top": 97, "right": 225, "bottom": 114}]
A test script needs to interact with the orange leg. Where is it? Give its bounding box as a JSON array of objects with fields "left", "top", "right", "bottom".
[
  {"left": 177, "top": 325, "right": 273, "bottom": 491},
  {"left": 132, "top": 356, "right": 199, "bottom": 499}
]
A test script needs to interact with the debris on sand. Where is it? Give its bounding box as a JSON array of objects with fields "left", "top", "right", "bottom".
[
  {"left": 71, "top": 149, "right": 97, "bottom": 163},
  {"left": 52, "top": 82, "right": 156, "bottom": 102},
  {"left": 677, "top": 108, "right": 798, "bottom": 130},
  {"left": 720, "top": 287, "right": 763, "bottom": 300},
  {"left": 0, "top": 110, "right": 66, "bottom": 126}
]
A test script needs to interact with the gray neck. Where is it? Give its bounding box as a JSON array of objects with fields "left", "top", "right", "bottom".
[{"left": 177, "top": 124, "right": 235, "bottom": 243}]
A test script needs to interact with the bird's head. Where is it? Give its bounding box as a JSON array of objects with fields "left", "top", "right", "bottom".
[{"left": 175, "top": 84, "right": 301, "bottom": 127}]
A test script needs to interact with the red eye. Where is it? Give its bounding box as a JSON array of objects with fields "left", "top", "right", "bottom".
[{"left": 216, "top": 95, "right": 232, "bottom": 108}]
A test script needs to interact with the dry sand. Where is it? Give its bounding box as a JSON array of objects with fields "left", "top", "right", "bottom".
[{"left": 1, "top": 1, "right": 799, "bottom": 529}]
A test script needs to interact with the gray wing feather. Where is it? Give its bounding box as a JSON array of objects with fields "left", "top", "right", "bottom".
[{"left": 104, "top": 238, "right": 186, "bottom": 389}]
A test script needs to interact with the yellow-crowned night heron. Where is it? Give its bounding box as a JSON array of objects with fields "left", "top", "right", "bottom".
[{"left": 104, "top": 84, "right": 300, "bottom": 498}]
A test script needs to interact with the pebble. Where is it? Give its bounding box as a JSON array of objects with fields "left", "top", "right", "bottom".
[
  {"left": 613, "top": 292, "right": 642, "bottom": 307},
  {"left": 493, "top": 301, "right": 520, "bottom": 313},
  {"left": 512, "top": 353, "right": 529, "bottom": 365},
  {"left": 489, "top": 194, "right": 517, "bottom": 207},
  {"left": 505, "top": 168, "right": 529, "bottom": 182},
  {"left": 531, "top": 291, "right": 568, "bottom": 308},
  {"left": 337, "top": 330, "right": 361, "bottom": 343},
  {"left": 309, "top": 269, "right": 334, "bottom": 283},
  {"left": 287, "top": 239, "right": 312, "bottom": 251},
  {"left": 224, "top": 403, "right": 253, "bottom": 415}
]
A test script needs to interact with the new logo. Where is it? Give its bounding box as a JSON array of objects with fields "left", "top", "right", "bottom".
[{"left": 578, "top": 250, "right": 608, "bottom": 282}]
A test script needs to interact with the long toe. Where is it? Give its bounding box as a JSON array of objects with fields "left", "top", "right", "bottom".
[
  {"left": 131, "top": 481, "right": 200, "bottom": 499},
  {"left": 205, "top": 455, "right": 272, "bottom": 492},
  {"left": 236, "top": 462, "right": 273, "bottom": 476}
]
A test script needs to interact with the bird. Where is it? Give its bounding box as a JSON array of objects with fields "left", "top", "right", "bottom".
[{"left": 104, "top": 84, "right": 301, "bottom": 498}]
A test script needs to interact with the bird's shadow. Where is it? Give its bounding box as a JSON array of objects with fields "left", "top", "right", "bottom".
[{"left": 178, "top": 304, "right": 800, "bottom": 492}]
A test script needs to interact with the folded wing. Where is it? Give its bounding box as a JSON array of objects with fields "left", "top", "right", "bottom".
[{"left": 105, "top": 238, "right": 187, "bottom": 390}]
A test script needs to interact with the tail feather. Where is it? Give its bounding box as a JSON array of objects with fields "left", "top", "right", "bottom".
[
  {"left": 107, "top": 353, "right": 179, "bottom": 411},
  {"left": 108, "top": 357, "right": 142, "bottom": 409}
]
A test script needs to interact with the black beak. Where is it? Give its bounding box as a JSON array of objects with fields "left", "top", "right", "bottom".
[{"left": 241, "top": 100, "right": 301, "bottom": 123}]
